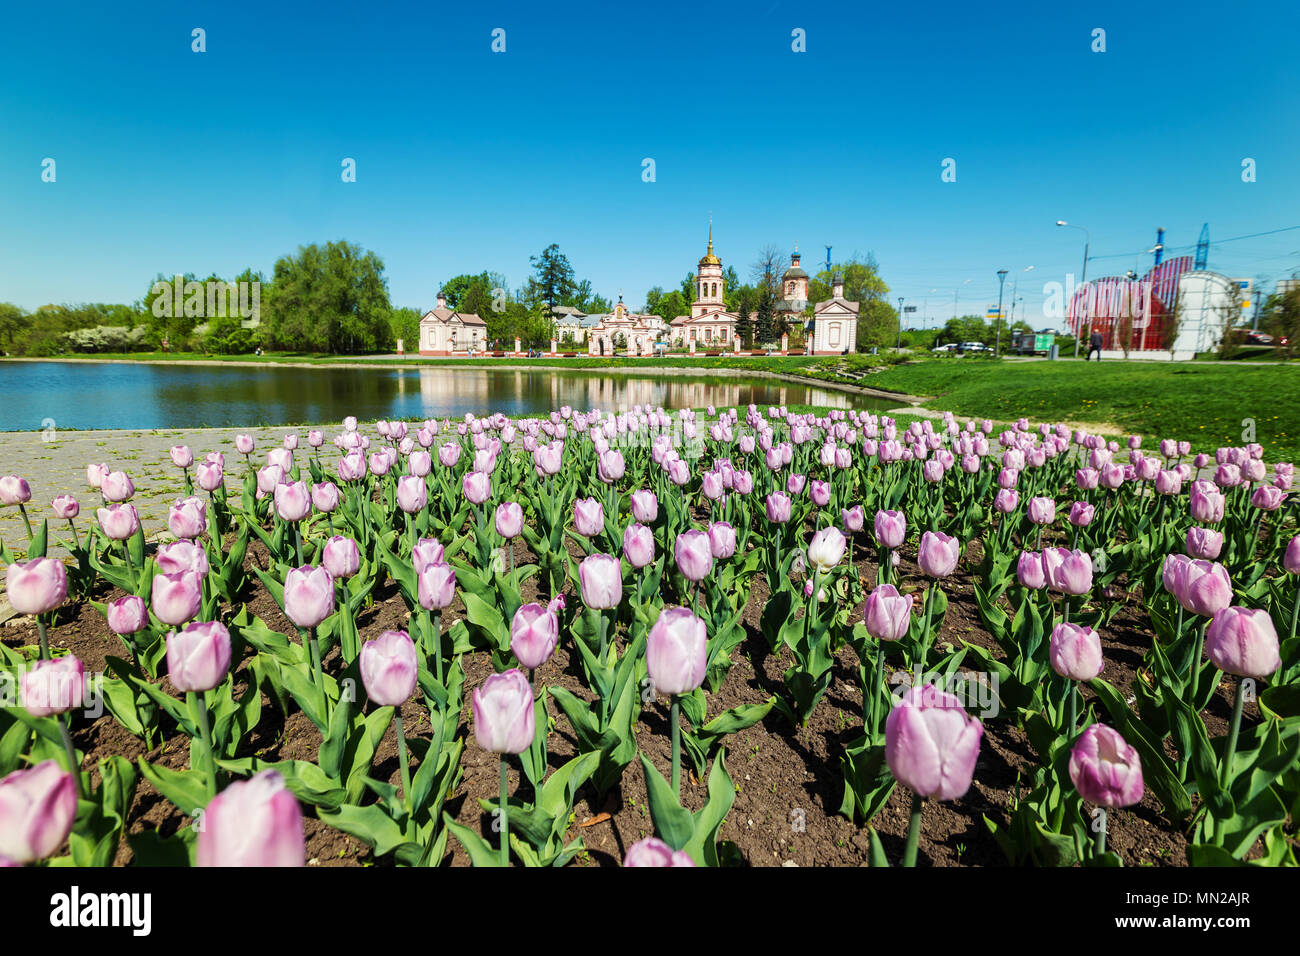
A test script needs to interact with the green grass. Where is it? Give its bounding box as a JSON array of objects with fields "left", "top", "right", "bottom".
[{"left": 865, "top": 358, "right": 1300, "bottom": 460}]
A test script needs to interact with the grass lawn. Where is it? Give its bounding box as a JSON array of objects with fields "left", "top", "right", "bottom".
[{"left": 867, "top": 358, "right": 1300, "bottom": 461}]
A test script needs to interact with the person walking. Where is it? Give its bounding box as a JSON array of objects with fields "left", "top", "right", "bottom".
[{"left": 1087, "top": 330, "right": 1103, "bottom": 361}]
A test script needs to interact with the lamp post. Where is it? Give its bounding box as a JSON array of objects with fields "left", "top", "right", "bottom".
[
  {"left": 896, "top": 296, "right": 905, "bottom": 349},
  {"left": 994, "top": 270, "right": 1008, "bottom": 357},
  {"left": 1057, "top": 220, "right": 1090, "bottom": 357}
]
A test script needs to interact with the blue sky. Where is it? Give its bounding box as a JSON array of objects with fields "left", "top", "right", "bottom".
[{"left": 3, "top": 0, "right": 1299, "bottom": 328}]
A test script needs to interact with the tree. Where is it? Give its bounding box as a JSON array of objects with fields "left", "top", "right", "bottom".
[
  {"left": 750, "top": 244, "right": 785, "bottom": 297},
  {"left": 646, "top": 288, "right": 687, "bottom": 324},
  {"left": 263, "top": 240, "right": 394, "bottom": 354},
  {"left": 1264, "top": 283, "right": 1300, "bottom": 358},
  {"left": 388, "top": 307, "right": 422, "bottom": 352},
  {"left": 754, "top": 288, "right": 774, "bottom": 345},
  {"left": 526, "top": 244, "right": 576, "bottom": 314},
  {"left": 680, "top": 271, "right": 697, "bottom": 305},
  {"left": 0, "top": 303, "right": 30, "bottom": 351},
  {"left": 807, "top": 254, "right": 896, "bottom": 352},
  {"left": 721, "top": 266, "right": 742, "bottom": 311},
  {"left": 735, "top": 300, "right": 752, "bottom": 349}
]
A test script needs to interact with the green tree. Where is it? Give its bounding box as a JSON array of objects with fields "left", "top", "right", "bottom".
[
  {"left": 754, "top": 289, "right": 774, "bottom": 345},
  {"left": 388, "top": 307, "right": 422, "bottom": 352},
  {"left": 0, "top": 303, "right": 31, "bottom": 351},
  {"left": 263, "top": 241, "right": 393, "bottom": 354},
  {"left": 1264, "top": 284, "right": 1300, "bottom": 358},
  {"left": 526, "top": 244, "right": 576, "bottom": 314},
  {"left": 734, "top": 301, "right": 752, "bottom": 348}
]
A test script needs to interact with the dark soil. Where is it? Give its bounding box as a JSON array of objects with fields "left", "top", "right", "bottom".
[{"left": 3, "top": 529, "right": 1245, "bottom": 868}]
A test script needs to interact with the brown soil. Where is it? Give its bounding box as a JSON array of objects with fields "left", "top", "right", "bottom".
[{"left": 4, "top": 529, "right": 1243, "bottom": 868}]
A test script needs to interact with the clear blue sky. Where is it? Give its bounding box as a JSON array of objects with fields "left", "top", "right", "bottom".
[{"left": 3, "top": 0, "right": 1299, "bottom": 328}]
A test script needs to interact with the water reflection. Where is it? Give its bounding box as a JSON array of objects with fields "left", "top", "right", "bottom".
[{"left": 0, "top": 361, "right": 886, "bottom": 430}]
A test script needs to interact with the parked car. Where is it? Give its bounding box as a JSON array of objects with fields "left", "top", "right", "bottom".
[
  {"left": 959, "top": 341, "right": 993, "bottom": 354},
  {"left": 931, "top": 343, "right": 960, "bottom": 353}
]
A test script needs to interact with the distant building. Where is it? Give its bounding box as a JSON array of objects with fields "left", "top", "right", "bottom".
[
  {"left": 419, "top": 291, "right": 487, "bottom": 355},
  {"left": 670, "top": 224, "right": 741, "bottom": 347},
  {"left": 551, "top": 306, "right": 588, "bottom": 344},
  {"left": 777, "top": 245, "right": 810, "bottom": 325},
  {"left": 586, "top": 294, "right": 664, "bottom": 356},
  {"left": 809, "top": 272, "right": 859, "bottom": 354}
]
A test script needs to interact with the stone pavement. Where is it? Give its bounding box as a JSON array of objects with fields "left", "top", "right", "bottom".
[{"left": 0, "top": 423, "right": 345, "bottom": 558}]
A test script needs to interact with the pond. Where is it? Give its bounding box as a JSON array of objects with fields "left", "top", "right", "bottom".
[{"left": 0, "top": 361, "right": 901, "bottom": 430}]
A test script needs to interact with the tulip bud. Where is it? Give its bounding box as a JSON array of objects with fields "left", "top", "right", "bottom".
[
  {"left": 168, "top": 497, "right": 208, "bottom": 539},
  {"left": 1041, "top": 547, "right": 1093, "bottom": 596},
  {"left": 579, "top": 553, "right": 623, "bottom": 610},
  {"left": 765, "top": 492, "right": 792, "bottom": 524},
  {"left": 874, "top": 510, "right": 906, "bottom": 549},
  {"left": 170, "top": 445, "right": 194, "bottom": 469},
  {"left": 630, "top": 489, "right": 658, "bottom": 524},
  {"left": 156, "top": 540, "right": 209, "bottom": 576},
  {"left": 4, "top": 558, "right": 69, "bottom": 616},
  {"left": 321, "top": 535, "right": 361, "bottom": 580},
  {"left": 412, "top": 538, "right": 446, "bottom": 575},
  {"left": 100, "top": 471, "right": 134, "bottom": 502},
  {"left": 707, "top": 522, "right": 737, "bottom": 560},
  {"left": 841, "top": 506, "right": 865, "bottom": 533},
  {"left": 1068, "top": 501, "right": 1095, "bottom": 527},
  {"left": 510, "top": 604, "right": 559, "bottom": 670},
  {"left": 197, "top": 770, "right": 305, "bottom": 867},
  {"left": 1049, "top": 622, "right": 1104, "bottom": 680},
  {"left": 21, "top": 655, "right": 86, "bottom": 717},
  {"left": 674, "top": 530, "right": 714, "bottom": 582},
  {"left": 472, "top": 669, "right": 535, "bottom": 754},
  {"left": 646, "top": 606, "right": 708, "bottom": 696},
  {"left": 417, "top": 562, "right": 457, "bottom": 610},
  {"left": 623, "top": 836, "right": 696, "bottom": 867},
  {"left": 1205, "top": 606, "right": 1281, "bottom": 680},
  {"left": 622, "top": 523, "right": 656, "bottom": 569},
  {"left": 1068, "top": 724, "right": 1143, "bottom": 808},
  {"left": 359, "top": 630, "right": 419, "bottom": 706},
  {"left": 807, "top": 526, "right": 847, "bottom": 573},
  {"left": 462, "top": 470, "right": 491, "bottom": 505},
  {"left": 1285, "top": 536, "right": 1300, "bottom": 575},
  {"left": 573, "top": 497, "right": 604, "bottom": 537},
  {"left": 168, "top": 621, "right": 232, "bottom": 693},
  {"left": 1185, "top": 526, "right": 1223, "bottom": 561},
  {"left": 885, "top": 685, "right": 983, "bottom": 800},
  {"left": 1017, "top": 551, "right": 1046, "bottom": 589},
  {"left": 282, "top": 566, "right": 334, "bottom": 629},
  {"left": 495, "top": 501, "right": 524, "bottom": 539},
  {"left": 0, "top": 761, "right": 78, "bottom": 864},
  {"left": 864, "top": 584, "right": 913, "bottom": 642},
  {"left": 1027, "top": 497, "right": 1056, "bottom": 525},
  {"left": 1174, "top": 559, "right": 1232, "bottom": 617},
  {"left": 918, "top": 531, "right": 960, "bottom": 578}
]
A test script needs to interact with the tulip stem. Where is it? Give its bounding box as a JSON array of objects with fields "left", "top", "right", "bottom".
[
  {"left": 1289, "top": 583, "right": 1299, "bottom": 645},
  {"left": 901, "top": 792, "right": 924, "bottom": 866},
  {"left": 431, "top": 610, "right": 443, "bottom": 685},
  {"left": 188, "top": 690, "right": 218, "bottom": 800},
  {"left": 305, "top": 627, "right": 327, "bottom": 721},
  {"left": 1219, "top": 675, "right": 1246, "bottom": 795},
  {"left": 395, "top": 712, "right": 412, "bottom": 814},
  {"left": 119, "top": 540, "right": 136, "bottom": 593},
  {"left": 598, "top": 611, "right": 608, "bottom": 661},
  {"left": 498, "top": 755, "right": 510, "bottom": 867},
  {"left": 1068, "top": 682, "right": 1078, "bottom": 738},
  {"left": 1094, "top": 810, "right": 1107, "bottom": 856},
  {"left": 294, "top": 527, "right": 303, "bottom": 567},
  {"left": 59, "top": 718, "right": 83, "bottom": 797},
  {"left": 67, "top": 518, "right": 80, "bottom": 551},
  {"left": 1188, "top": 618, "right": 1206, "bottom": 706},
  {"left": 36, "top": 615, "right": 50, "bottom": 660},
  {"left": 18, "top": 502, "right": 34, "bottom": 541},
  {"left": 870, "top": 641, "right": 884, "bottom": 741},
  {"left": 670, "top": 696, "right": 681, "bottom": 800}
]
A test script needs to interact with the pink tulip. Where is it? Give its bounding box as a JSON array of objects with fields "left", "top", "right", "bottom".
[
  {"left": 321, "top": 535, "right": 360, "bottom": 579},
  {"left": 598, "top": 449, "right": 626, "bottom": 484},
  {"left": 1041, "top": 548, "right": 1092, "bottom": 596},
  {"left": 765, "top": 492, "right": 792, "bottom": 524},
  {"left": 1049, "top": 622, "right": 1104, "bottom": 680},
  {"left": 197, "top": 770, "right": 305, "bottom": 867},
  {"left": 312, "top": 481, "right": 340, "bottom": 513},
  {"left": 1017, "top": 551, "right": 1046, "bottom": 589},
  {"left": 167, "top": 621, "right": 232, "bottom": 693},
  {"left": 1286, "top": 536, "right": 1300, "bottom": 574},
  {"left": 170, "top": 445, "right": 194, "bottom": 469},
  {"left": 646, "top": 606, "right": 708, "bottom": 696},
  {"left": 1251, "top": 485, "right": 1285, "bottom": 512},
  {"left": 5, "top": 558, "right": 68, "bottom": 616},
  {"left": 842, "top": 506, "right": 865, "bottom": 533},
  {"left": 495, "top": 502, "right": 524, "bottom": 539},
  {"left": 462, "top": 470, "right": 491, "bottom": 505},
  {"left": 864, "top": 584, "right": 913, "bottom": 642},
  {"left": 196, "top": 460, "right": 224, "bottom": 492},
  {"left": 282, "top": 566, "right": 334, "bottom": 628},
  {"left": 168, "top": 498, "right": 207, "bottom": 539},
  {"left": 1069, "top": 501, "right": 1095, "bottom": 527},
  {"left": 1028, "top": 497, "right": 1055, "bottom": 525},
  {"left": 21, "top": 655, "right": 86, "bottom": 717},
  {"left": 622, "top": 523, "right": 655, "bottom": 569},
  {"left": 0, "top": 761, "right": 78, "bottom": 864},
  {"left": 918, "top": 531, "right": 960, "bottom": 578},
  {"left": 0, "top": 476, "right": 32, "bottom": 505},
  {"left": 274, "top": 481, "right": 311, "bottom": 522},
  {"left": 1190, "top": 484, "right": 1225, "bottom": 523},
  {"left": 1069, "top": 725, "right": 1144, "bottom": 808},
  {"left": 707, "top": 522, "right": 737, "bottom": 560},
  {"left": 86, "top": 463, "right": 109, "bottom": 489},
  {"left": 418, "top": 562, "right": 457, "bottom": 611},
  {"left": 337, "top": 453, "right": 365, "bottom": 482},
  {"left": 574, "top": 497, "right": 604, "bottom": 537},
  {"left": 101, "top": 471, "right": 134, "bottom": 502},
  {"left": 396, "top": 475, "right": 428, "bottom": 514},
  {"left": 156, "top": 540, "right": 209, "bottom": 575},
  {"left": 438, "top": 442, "right": 461, "bottom": 468},
  {"left": 106, "top": 595, "right": 147, "bottom": 635},
  {"left": 630, "top": 490, "right": 658, "bottom": 523},
  {"left": 472, "top": 669, "right": 535, "bottom": 754},
  {"left": 152, "top": 570, "right": 202, "bottom": 627},
  {"left": 579, "top": 553, "right": 623, "bottom": 610},
  {"left": 412, "top": 537, "right": 446, "bottom": 575},
  {"left": 1175, "top": 559, "right": 1232, "bottom": 617},
  {"left": 1186, "top": 527, "right": 1223, "bottom": 561},
  {"left": 786, "top": 473, "right": 807, "bottom": 496},
  {"left": 234, "top": 434, "right": 255, "bottom": 455},
  {"left": 674, "top": 530, "right": 714, "bottom": 582},
  {"left": 994, "top": 488, "right": 1019, "bottom": 514},
  {"left": 510, "top": 603, "right": 559, "bottom": 670},
  {"left": 95, "top": 503, "right": 138, "bottom": 541},
  {"left": 50, "top": 495, "right": 79, "bottom": 520},
  {"left": 874, "top": 510, "right": 906, "bottom": 549},
  {"left": 809, "top": 480, "right": 831, "bottom": 506},
  {"left": 623, "top": 836, "right": 696, "bottom": 867},
  {"left": 885, "top": 685, "right": 984, "bottom": 801},
  {"left": 360, "top": 630, "right": 419, "bottom": 706},
  {"left": 1205, "top": 607, "right": 1281, "bottom": 679}
]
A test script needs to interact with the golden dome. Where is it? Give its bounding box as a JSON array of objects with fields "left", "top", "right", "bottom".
[{"left": 698, "top": 221, "right": 721, "bottom": 266}]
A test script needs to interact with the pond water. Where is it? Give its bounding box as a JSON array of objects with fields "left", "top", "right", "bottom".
[{"left": 0, "top": 361, "right": 900, "bottom": 430}]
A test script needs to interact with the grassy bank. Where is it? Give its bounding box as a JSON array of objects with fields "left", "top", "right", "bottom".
[{"left": 868, "top": 358, "right": 1300, "bottom": 460}]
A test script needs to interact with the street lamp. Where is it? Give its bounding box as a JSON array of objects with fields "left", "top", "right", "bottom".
[
  {"left": 897, "top": 296, "right": 905, "bottom": 349},
  {"left": 994, "top": 270, "right": 1008, "bottom": 357},
  {"left": 1057, "top": 220, "right": 1090, "bottom": 356}
]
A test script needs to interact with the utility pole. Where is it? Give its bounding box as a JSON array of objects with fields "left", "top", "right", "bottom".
[
  {"left": 995, "top": 270, "right": 1008, "bottom": 357},
  {"left": 896, "top": 297, "right": 905, "bottom": 349}
]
